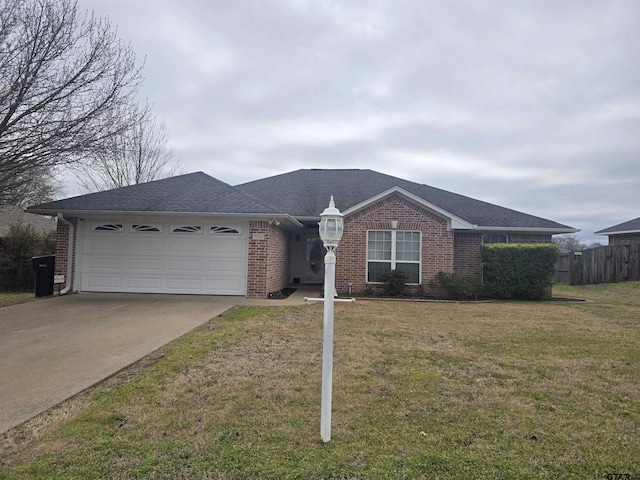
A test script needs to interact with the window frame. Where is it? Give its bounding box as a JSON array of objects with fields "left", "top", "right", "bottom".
[
  {"left": 366, "top": 229, "right": 422, "bottom": 285},
  {"left": 209, "top": 225, "right": 241, "bottom": 235},
  {"left": 482, "top": 234, "right": 508, "bottom": 244},
  {"left": 93, "top": 223, "right": 123, "bottom": 232},
  {"left": 131, "top": 224, "right": 163, "bottom": 233},
  {"left": 170, "top": 225, "right": 203, "bottom": 234}
]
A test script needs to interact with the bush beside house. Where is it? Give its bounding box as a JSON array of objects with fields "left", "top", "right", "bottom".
[
  {"left": 0, "top": 225, "right": 56, "bottom": 291},
  {"left": 481, "top": 243, "right": 559, "bottom": 300}
]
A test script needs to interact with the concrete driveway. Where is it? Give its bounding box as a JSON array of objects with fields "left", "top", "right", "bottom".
[{"left": 0, "top": 293, "right": 243, "bottom": 434}]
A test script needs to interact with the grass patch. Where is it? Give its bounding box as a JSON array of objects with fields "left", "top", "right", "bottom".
[
  {"left": 1, "top": 285, "right": 640, "bottom": 478},
  {"left": 0, "top": 292, "right": 34, "bottom": 308}
]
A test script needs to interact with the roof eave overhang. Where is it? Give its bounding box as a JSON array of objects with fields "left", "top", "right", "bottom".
[
  {"left": 341, "top": 186, "right": 475, "bottom": 230},
  {"left": 594, "top": 229, "right": 640, "bottom": 236},
  {"left": 475, "top": 226, "right": 580, "bottom": 234},
  {"left": 26, "top": 209, "right": 304, "bottom": 228}
]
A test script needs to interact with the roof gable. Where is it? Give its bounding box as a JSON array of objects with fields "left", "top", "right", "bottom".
[
  {"left": 342, "top": 186, "right": 474, "bottom": 229},
  {"left": 595, "top": 216, "right": 640, "bottom": 235},
  {"left": 236, "top": 169, "right": 576, "bottom": 232}
]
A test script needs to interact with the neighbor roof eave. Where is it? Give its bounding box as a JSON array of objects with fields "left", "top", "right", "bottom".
[
  {"left": 594, "top": 229, "right": 640, "bottom": 236},
  {"left": 474, "top": 226, "right": 580, "bottom": 234}
]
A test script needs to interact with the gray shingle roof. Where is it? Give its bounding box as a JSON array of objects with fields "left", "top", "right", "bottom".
[
  {"left": 595, "top": 216, "right": 640, "bottom": 235},
  {"left": 236, "top": 169, "right": 575, "bottom": 230},
  {"left": 27, "top": 172, "right": 284, "bottom": 216}
]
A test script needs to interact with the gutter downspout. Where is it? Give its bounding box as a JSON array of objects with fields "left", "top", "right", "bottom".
[{"left": 57, "top": 213, "right": 74, "bottom": 295}]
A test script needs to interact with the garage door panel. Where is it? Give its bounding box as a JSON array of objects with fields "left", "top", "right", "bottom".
[
  {"left": 126, "top": 277, "right": 163, "bottom": 289},
  {"left": 168, "top": 239, "right": 203, "bottom": 253},
  {"left": 167, "top": 258, "right": 204, "bottom": 273},
  {"left": 86, "top": 256, "right": 123, "bottom": 271},
  {"left": 85, "top": 237, "right": 124, "bottom": 253},
  {"left": 81, "top": 219, "right": 248, "bottom": 295},
  {"left": 84, "top": 275, "right": 123, "bottom": 289},
  {"left": 128, "top": 258, "right": 163, "bottom": 272},
  {"left": 129, "top": 238, "right": 164, "bottom": 253},
  {"left": 166, "top": 277, "right": 203, "bottom": 291}
]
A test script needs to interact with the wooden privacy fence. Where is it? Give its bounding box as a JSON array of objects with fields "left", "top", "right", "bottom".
[{"left": 555, "top": 244, "right": 640, "bottom": 285}]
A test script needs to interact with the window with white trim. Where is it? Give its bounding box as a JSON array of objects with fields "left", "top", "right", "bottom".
[
  {"left": 171, "top": 225, "right": 202, "bottom": 234},
  {"left": 131, "top": 224, "right": 162, "bottom": 233},
  {"left": 482, "top": 234, "right": 508, "bottom": 244},
  {"left": 210, "top": 226, "right": 240, "bottom": 234},
  {"left": 367, "top": 230, "right": 421, "bottom": 283},
  {"left": 94, "top": 223, "right": 123, "bottom": 232}
]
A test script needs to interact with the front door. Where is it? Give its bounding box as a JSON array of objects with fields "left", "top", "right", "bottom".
[
  {"left": 306, "top": 236, "right": 325, "bottom": 283},
  {"left": 290, "top": 227, "right": 326, "bottom": 284}
]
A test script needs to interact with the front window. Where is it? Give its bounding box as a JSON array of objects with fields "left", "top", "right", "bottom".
[
  {"left": 482, "top": 234, "right": 508, "bottom": 244},
  {"left": 367, "top": 230, "right": 421, "bottom": 284}
]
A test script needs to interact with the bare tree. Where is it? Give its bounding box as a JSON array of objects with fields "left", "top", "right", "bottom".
[
  {"left": 553, "top": 234, "right": 603, "bottom": 253},
  {"left": 2, "top": 165, "right": 56, "bottom": 206},
  {"left": 73, "top": 103, "right": 181, "bottom": 192},
  {"left": 0, "top": 0, "right": 143, "bottom": 205}
]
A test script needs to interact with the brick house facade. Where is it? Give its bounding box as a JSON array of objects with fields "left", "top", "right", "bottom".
[
  {"left": 608, "top": 233, "right": 640, "bottom": 246},
  {"left": 30, "top": 169, "right": 576, "bottom": 298},
  {"left": 336, "top": 194, "right": 453, "bottom": 295}
]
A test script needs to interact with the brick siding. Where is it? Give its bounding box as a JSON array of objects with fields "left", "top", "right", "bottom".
[
  {"left": 453, "top": 232, "right": 483, "bottom": 278},
  {"left": 335, "top": 194, "right": 454, "bottom": 295},
  {"left": 54, "top": 216, "right": 78, "bottom": 291},
  {"left": 246, "top": 221, "right": 291, "bottom": 297},
  {"left": 609, "top": 233, "right": 640, "bottom": 245}
]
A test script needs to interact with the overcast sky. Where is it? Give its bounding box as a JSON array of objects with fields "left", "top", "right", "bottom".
[{"left": 70, "top": 0, "right": 640, "bottom": 243}]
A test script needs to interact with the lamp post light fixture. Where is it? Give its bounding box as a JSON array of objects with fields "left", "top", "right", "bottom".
[
  {"left": 305, "top": 196, "right": 355, "bottom": 443},
  {"left": 318, "top": 196, "right": 343, "bottom": 443}
]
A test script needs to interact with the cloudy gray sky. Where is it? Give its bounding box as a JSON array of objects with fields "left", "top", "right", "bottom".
[{"left": 71, "top": 0, "right": 640, "bottom": 243}]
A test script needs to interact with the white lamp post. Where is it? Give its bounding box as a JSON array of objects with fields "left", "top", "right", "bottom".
[
  {"left": 318, "top": 196, "right": 343, "bottom": 443},
  {"left": 304, "top": 196, "right": 356, "bottom": 442}
]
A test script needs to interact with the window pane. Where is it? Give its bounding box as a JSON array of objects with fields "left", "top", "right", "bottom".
[
  {"left": 482, "top": 234, "right": 507, "bottom": 244},
  {"left": 367, "top": 262, "right": 391, "bottom": 282},
  {"left": 396, "top": 231, "right": 420, "bottom": 261},
  {"left": 396, "top": 263, "right": 420, "bottom": 284},
  {"left": 367, "top": 231, "right": 392, "bottom": 260}
]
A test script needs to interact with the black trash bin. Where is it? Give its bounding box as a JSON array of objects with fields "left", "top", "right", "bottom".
[{"left": 32, "top": 255, "right": 55, "bottom": 297}]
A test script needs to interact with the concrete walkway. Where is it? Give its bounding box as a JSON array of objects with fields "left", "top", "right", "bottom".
[{"left": 0, "top": 288, "right": 320, "bottom": 435}]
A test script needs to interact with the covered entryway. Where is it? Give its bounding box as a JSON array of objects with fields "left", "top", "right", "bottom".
[
  {"left": 78, "top": 218, "right": 248, "bottom": 295},
  {"left": 289, "top": 225, "right": 325, "bottom": 285}
]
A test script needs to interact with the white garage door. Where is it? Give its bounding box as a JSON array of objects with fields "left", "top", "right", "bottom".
[{"left": 79, "top": 219, "right": 248, "bottom": 295}]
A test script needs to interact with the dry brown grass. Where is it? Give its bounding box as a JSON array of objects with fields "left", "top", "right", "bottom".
[
  {"left": 2, "top": 284, "right": 639, "bottom": 479},
  {"left": 0, "top": 292, "right": 34, "bottom": 308}
]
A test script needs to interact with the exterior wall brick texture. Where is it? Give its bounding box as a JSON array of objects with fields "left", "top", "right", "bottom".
[
  {"left": 246, "top": 221, "right": 290, "bottom": 297},
  {"left": 54, "top": 217, "right": 78, "bottom": 291},
  {"left": 609, "top": 233, "right": 640, "bottom": 245}
]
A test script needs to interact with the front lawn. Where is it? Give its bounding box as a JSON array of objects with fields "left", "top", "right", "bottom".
[
  {"left": 0, "top": 292, "right": 34, "bottom": 308},
  {"left": 1, "top": 283, "right": 639, "bottom": 479}
]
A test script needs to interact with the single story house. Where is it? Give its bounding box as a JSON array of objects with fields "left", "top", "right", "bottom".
[
  {"left": 595, "top": 217, "right": 640, "bottom": 246},
  {"left": 27, "top": 169, "right": 577, "bottom": 297}
]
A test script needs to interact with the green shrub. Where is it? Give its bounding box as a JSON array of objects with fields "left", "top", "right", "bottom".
[
  {"left": 481, "top": 243, "right": 559, "bottom": 300},
  {"left": 378, "top": 269, "right": 407, "bottom": 296},
  {"left": 0, "top": 224, "right": 56, "bottom": 291},
  {"left": 428, "top": 271, "right": 483, "bottom": 300}
]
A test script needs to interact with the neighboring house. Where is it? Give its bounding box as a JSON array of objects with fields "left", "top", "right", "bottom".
[
  {"left": 27, "top": 169, "right": 577, "bottom": 297},
  {"left": 0, "top": 205, "right": 56, "bottom": 238},
  {"left": 595, "top": 217, "right": 640, "bottom": 246}
]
